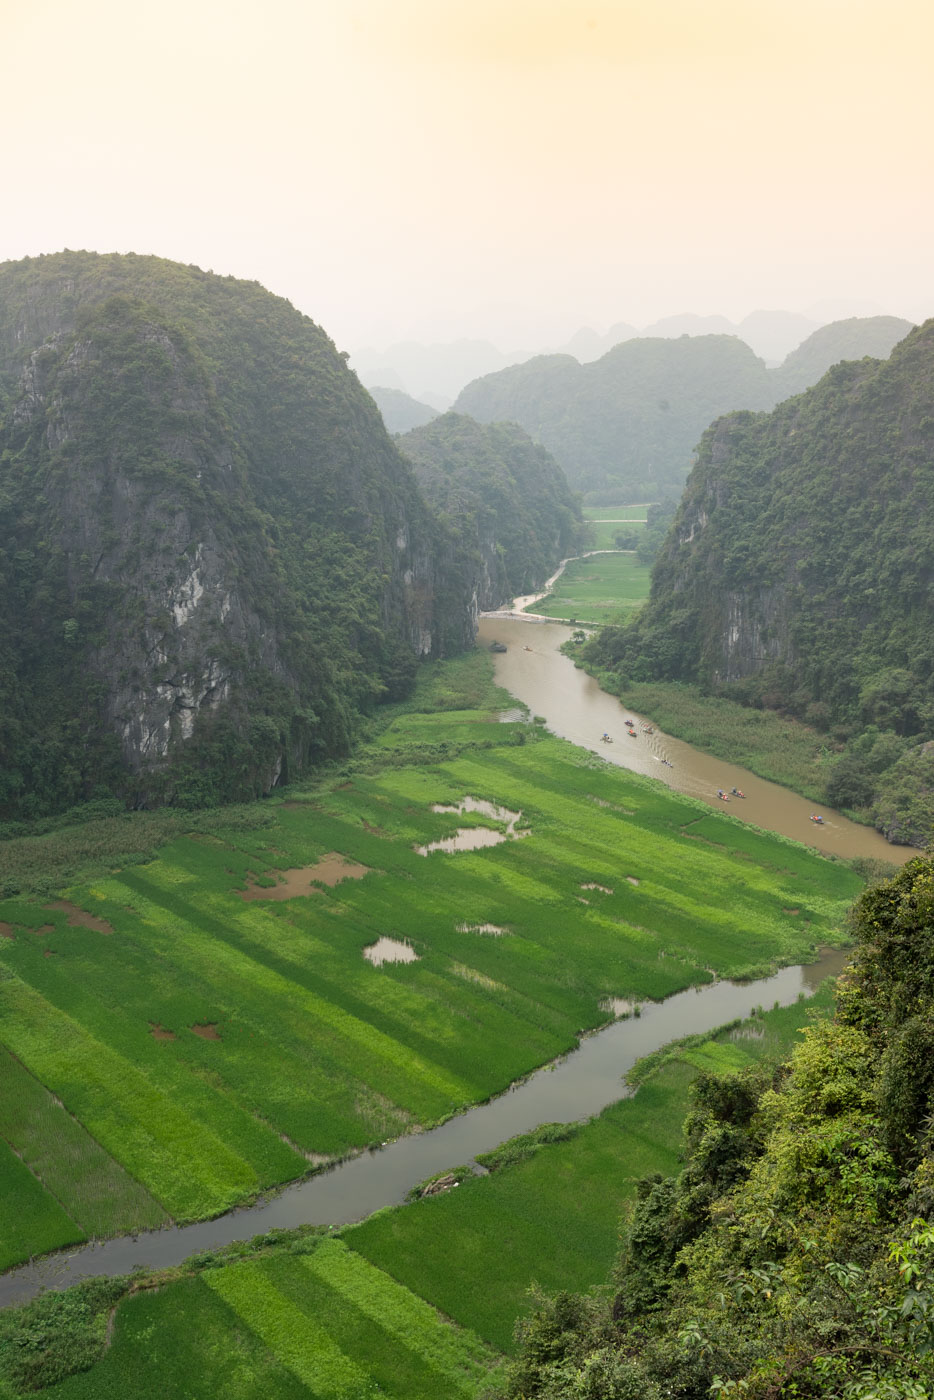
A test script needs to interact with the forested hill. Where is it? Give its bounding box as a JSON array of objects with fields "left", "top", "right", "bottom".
[
  {"left": 0, "top": 251, "right": 475, "bottom": 818},
  {"left": 584, "top": 319, "right": 934, "bottom": 845},
  {"left": 771, "top": 314, "right": 914, "bottom": 398},
  {"left": 397, "top": 412, "right": 584, "bottom": 610},
  {"left": 454, "top": 336, "right": 772, "bottom": 499},
  {"left": 453, "top": 317, "right": 913, "bottom": 500}
]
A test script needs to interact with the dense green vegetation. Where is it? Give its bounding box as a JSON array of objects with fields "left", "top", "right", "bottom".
[
  {"left": 0, "top": 647, "right": 861, "bottom": 1269},
  {"left": 583, "top": 320, "right": 934, "bottom": 846},
  {"left": 398, "top": 412, "right": 584, "bottom": 606},
  {"left": 453, "top": 319, "right": 912, "bottom": 500},
  {"left": 635, "top": 497, "right": 679, "bottom": 565},
  {"left": 497, "top": 853, "right": 934, "bottom": 1398},
  {"left": 454, "top": 336, "right": 773, "bottom": 499},
  {"left": 0, "top": 251, "right": 477, "bottom": 820},
  {"left": 580, "top": 678, "right": 831, "bottom": 801},
  {"left": 771, "top": 315, "right": 914, "bottom": 398},
  {"left": 527, "top": 553, "right": 652, "bottom": 625}
]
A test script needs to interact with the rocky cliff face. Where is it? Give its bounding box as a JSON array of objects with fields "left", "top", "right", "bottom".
[{"left": 0, "top": 253, "right": 474, "bottom": 814}]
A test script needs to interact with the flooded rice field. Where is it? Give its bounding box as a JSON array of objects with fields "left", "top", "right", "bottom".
[
  {"left": 362, "top": 937, "right": 419, "bottom": 967},
  {"left": 415, "top": 798, "right": 527, "bottom": 855},
  {"left": 239, "top": 853, "right": 370, "bottom": 900}
]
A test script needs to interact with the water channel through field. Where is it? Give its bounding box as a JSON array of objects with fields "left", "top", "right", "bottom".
[
  {"left": 0, "top": 950, "right": 848, "bottom": 1308},
  {"left": 0, "top": 603, "right": 913, "bottom": 1307}
]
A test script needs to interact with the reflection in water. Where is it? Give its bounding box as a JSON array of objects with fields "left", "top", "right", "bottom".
[
  {"left": 363, "top": 937, "right": 418, "bottom": 967},
  {"left": 477, "top": 615, "right": 913, "bottom": 866},
  {"left": 415, "top": 797, "right": 527, "bottom": 855}
]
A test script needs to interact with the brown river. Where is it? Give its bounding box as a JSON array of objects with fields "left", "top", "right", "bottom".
[{"left": 477, "top": 612, "right": 914, "bottom": 866}]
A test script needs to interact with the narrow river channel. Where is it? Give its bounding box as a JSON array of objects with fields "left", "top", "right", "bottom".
[{"left": 0, "top": 950, "right": 848, "bottom": 1308}]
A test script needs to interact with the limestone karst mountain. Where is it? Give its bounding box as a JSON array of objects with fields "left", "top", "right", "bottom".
[
  {"left": 0, "top": 252, "right": 478, "bottom": 815},
  {"left": 397, "top": 412, "right": 584, "bottom": 611}
]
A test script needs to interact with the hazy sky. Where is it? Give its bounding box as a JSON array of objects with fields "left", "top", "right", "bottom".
[{"left": 3, "top": 0, "right": 932, "bottom": 350}]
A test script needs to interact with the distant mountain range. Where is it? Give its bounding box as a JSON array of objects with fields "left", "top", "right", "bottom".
[
  {"left": 451, "top": 317, "right": 915, "bottom": 500},
  {"left": 367, "top": 386, "right": 439, "bottom": 434},
  {"left": 350, "top": 306, "right": 914, "bottom": 405}
]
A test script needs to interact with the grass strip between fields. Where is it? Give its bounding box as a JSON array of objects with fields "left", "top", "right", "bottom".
[
  {"left": 0, "top": 1044, "right": 166, "bottom": 1238},
  {"left": 0, "top": 1136, "right": 83, "bottom": 1272},
  {"left": 206, "top": 1259, "right": 380, "bottom": 1397},
  {"left": 302, "top": 1239, "right": 499, "bottom": 1390},
  {"left": 0, "top": 976, "right": 258, "bottom": 1220}
]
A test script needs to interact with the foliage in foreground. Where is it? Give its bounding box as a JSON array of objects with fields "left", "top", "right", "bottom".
[{"left": 497, "top": 854, "right": 934, "bottom": 1398}]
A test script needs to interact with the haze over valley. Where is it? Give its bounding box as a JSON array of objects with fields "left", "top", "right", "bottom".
[{"left": 2, "top": 3, "right": 934, "bottom": 1397}]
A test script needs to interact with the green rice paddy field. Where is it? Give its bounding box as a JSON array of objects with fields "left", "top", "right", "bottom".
[
  {"left": 347, "top": 987, "right": 833, "bottom": 1352},
  {"left": 0, "top": 648, "right": 867, "bottom": 1397},
  {"left": 10, "top": 1238, "right": 507, "bottom": 1399},
  {"left": 3, "top": 993, "right": 829, "bottom": 1397},
  {"left": 0, "top": 662, "right": 860, "bottom": 1272},
  {"left": 526, "top": 552, "right": 652, "bottom": 624}
]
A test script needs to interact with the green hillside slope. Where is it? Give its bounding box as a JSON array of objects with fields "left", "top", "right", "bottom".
[
  {"left": 455, "top": 336, "right": 772, "bottom": 499},
  {"left": 771, "top": 314, "right": 914, "bottom": 397}
]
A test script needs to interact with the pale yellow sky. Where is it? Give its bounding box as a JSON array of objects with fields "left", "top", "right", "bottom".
[{"left": 2, "top": 0, "right": 931, "bottom": 348}]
